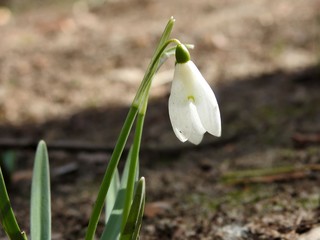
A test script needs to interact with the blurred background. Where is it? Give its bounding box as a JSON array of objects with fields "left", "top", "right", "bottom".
[{"left": 0, "top": 0, "right": 319, "bottom": 239}]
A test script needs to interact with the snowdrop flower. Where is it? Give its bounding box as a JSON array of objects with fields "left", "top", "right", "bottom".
[{"left": 168, "top": 44, "right": 221, "bottom": 144}]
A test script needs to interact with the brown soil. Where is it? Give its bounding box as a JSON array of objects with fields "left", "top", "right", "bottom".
[{"left": 0, "top": 0, "right": 320, "bottom": 239}]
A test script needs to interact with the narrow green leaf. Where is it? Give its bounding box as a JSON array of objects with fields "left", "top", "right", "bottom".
[
  {"left": 0, "top": 167, "right": 27, "bottom": 240},
  {"left": 105, "top": 169, "right": 120, "bottom": 223},
  {"left": 120, "top": 177, "right": 145, "bottom": 240},
  {"left": 131, "top": 196, "right": 145, "bottom": 240},
  {"left": 120, "top": 148, "right": 134, "bottom": 189},
  {"left": 30, "top": 140, "right": 51, "bottom": 240},
  {"left": 121, "top": 112, "right": 144, "bottom": 230},
  {"left": 100, "top": 147, "right": 140, "bottom": 240},
  {"left": 85, "top": 106, "right": 138, "bottom": 240},
  {"left": 100, "top": 187, "right": 126, "bottom": 240},
  {"left": 155, "top": 16, "right": 175, "bottom": 55}
]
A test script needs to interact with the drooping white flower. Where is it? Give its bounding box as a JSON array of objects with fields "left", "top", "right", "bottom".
[{"left": 168, "top": 44, "right": 221, "bottom": 144}]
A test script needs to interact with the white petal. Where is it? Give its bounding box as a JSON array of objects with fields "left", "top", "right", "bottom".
[
  {"left": 173, "top": 62, "right": 197, "bottom": 95},
  {"left": 168, "top": 77, "right": 205, "bottom": 144},
  {"left": 168, "top": 77, "right": 191, "bottom": 141},
  {"left": 187, "top": 101, "right": 206, "bottom": 144},
  {"left": 195, "top": 86, "right": 221, "bottom": 136},
  {"left": 172, "top": 126, "right": 188, "bottom": 142},
  {"left": 187, "top": 61, "right": 221, "bottom": 137}
]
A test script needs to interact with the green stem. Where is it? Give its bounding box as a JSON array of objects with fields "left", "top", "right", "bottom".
[
  {"left": 101, "top": 79, "right": 152, "bottom": 238},
  {"left": 121, "top": 80, "right": 151, "bottom": 232},
  {"left": 85, "top": 106, "right": 138, "bottom": 240},
  {"left": 121, "top": 111, "right": 146, "bottom": 231},
  {"left": 85, "top": 17, "right": 177, "bottom": 240},
  {"left": 0, "top": 167, "right": 28, "bottom": 240},
  {"left": 133, "top": 38, "right": 181, "bottom": 107}
]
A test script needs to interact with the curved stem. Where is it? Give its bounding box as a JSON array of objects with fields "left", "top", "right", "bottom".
[
  {"left": 133, "top": 38, "right": 181, "bottom": 107},
  {"left": 85, "top": 17, "right": 177, "bottom": 240}
]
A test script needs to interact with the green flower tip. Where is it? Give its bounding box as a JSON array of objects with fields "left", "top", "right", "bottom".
[
  {"left": 170, "top": 16, "right": 176, "bottom": 23},
  {"left": 175, "top": 44, "right": 190, "bottom": 64}
]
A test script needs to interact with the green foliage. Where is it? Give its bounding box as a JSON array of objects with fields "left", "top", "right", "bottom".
[
  {"left": 105, "top": 169, "right": 120, "bottom": 223},
  {"left": 85, "top": 17, "right": 176, "bottom": 240},
  {"left": 30, "top": 141, "right": 51, "bottom": 240},
  {"left": 101, "top": 148, "right": 142, "bottom": 240},
  {"left": 120, "top": 178, "right": 145, "bottom": 240},
  {"left": 0, "top": 165, "right": 27, "bottom": 240}
]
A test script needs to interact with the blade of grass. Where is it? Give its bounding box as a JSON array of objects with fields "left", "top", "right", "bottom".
[
  {"left": 0, "top": 167, "right": 27, "bottom": 240},
  {"left": 30, "top": 140, "right": 51, "bottom": 240}
]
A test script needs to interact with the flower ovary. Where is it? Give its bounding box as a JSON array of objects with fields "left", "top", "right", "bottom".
[{"left": 175, "top": 44, "right": 191, "bottom": 64}]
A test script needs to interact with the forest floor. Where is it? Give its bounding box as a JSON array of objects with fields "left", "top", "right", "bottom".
[{"left": 0, "top": 0, "right": 320, "bottom": 239}]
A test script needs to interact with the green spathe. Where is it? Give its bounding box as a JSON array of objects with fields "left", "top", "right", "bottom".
[{"left": 175, "top": 44, "right": 190, "bottom": 64}]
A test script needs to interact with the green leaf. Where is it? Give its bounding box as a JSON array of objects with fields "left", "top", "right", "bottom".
[
  {"left": 105, "top": 169, "right": 120, "bottom": 223},
  {"left": 120, "top": 177, "right": 145, "bottom": 240},
  {"left": 100, "top": 148, "right": 140, "bottom": 240},
  {"left": 100, "top": 188, "right": 125, "bottom": 240},
  {"left": 155, "top": 16, "right": 175, "bottom": 55},
  {"left": 121, "top": 112, "right": 144, "bottom": 230},
  {"left": 30, "top": 140, "right": 51, "bottom": 240},
  {"left": 131, "top": 196, "right": 145, "bottom": 240},
  {"left": 0, "top": 167, "right": 27, "bottom": 240},
  {"left": 85, "top": 106, "right": 138, "bottom": 240},
  {"left": 120, "top": 148, "right": 134, "bottom": 189}
]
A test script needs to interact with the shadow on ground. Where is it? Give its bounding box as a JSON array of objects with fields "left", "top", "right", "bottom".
[
  {"left": 1, "top": 64, "right": 320, "bottom": 239},
  {"left": 1, "top": 64, "right": 319, "bottom": 154}
]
